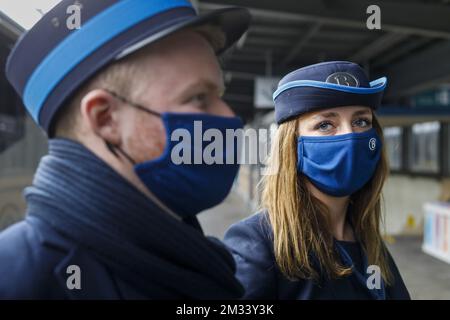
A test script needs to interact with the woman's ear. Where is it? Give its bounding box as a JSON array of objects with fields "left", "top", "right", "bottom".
[{"left": 80, "top": 89, "right": 121, "bottom": 145}]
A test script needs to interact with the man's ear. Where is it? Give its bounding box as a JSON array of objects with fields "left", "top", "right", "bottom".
[{"left": 80, "top": 89, "right": 121, "bottom": 145}]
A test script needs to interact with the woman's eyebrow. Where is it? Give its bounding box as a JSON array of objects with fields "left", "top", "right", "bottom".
[
  {"left": 312, "top": 112, "right": 339, "bottom": 119},
  {"left": 352, "top": 109, "right": 372, "bottom": 117}
]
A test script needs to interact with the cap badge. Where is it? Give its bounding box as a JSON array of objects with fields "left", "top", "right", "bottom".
[{"left": 326, "top": 72, "right": 359, "bottom": 87}]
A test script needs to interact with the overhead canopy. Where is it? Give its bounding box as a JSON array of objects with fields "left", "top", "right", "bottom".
[{"left": 199, "top": 0, "right": 450, "bottom": 123}]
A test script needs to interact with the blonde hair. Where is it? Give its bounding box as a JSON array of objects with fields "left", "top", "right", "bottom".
[{"left": 260, "top": 114, "right": 393, "bottom": 284}]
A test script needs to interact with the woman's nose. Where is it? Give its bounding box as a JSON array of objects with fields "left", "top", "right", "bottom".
[{"left": 337, "top": 124, "right": 355, "bottom": 135}]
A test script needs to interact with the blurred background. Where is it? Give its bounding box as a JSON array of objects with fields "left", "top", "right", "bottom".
[{"left": 1, "top": 0, "right": 450, "bottom": 299}]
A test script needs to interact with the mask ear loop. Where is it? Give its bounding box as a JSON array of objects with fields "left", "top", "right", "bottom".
[
  {"left": 103, "top": 88, "right": 162, "bottom": 117},
  {"left": 105, "top": 140, "right": 137, "bottom": 165},
  {"left": 101, "top": 89, "right": 185, "bottom": 223},
  {"left": 101, "top": 88, "right": 163, "bottom": 165}
]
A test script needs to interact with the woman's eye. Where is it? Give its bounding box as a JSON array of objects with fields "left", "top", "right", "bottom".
[
  {"left": 315, "top": 121, "right": 334, "bottom": 132},
  {"left": 353, "top": 118, "right": 372, "bottom": 127}
]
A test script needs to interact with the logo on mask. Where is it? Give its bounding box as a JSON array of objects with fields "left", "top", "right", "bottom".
[
  {"left": 326, "top": 72, "right": 359, "bottom": 87},
  {"left": 369, "top": 138, "right": 377, "bottom": 151}
]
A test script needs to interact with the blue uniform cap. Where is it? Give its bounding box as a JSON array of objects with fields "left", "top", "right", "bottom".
[
  {"left": 5, "top": 0, "right": 251, "bottom": 134},
  {"left": 273, "top": 61, "right": 387, "bottom": 124}
]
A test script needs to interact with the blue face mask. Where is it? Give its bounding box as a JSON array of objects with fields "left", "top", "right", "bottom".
[
  {"left": 134, "top": 112, "right": 243, "bottom": 218},
  {"left": 297, "top": 128, "right": 382, "bottom": 197},
  {"left": 104, "top": 90, "right": 243, "bottom": 219}
]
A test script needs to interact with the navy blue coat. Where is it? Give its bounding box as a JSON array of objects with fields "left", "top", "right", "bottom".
[
  {"left": 224, "top": 212, "right": 411, "bottom": 300},
  {"left": 0, "top": 138, "right": 245, "bottom": 300},
  {"left": 0, "top": 216, "right": 149, "bottom": 299}
]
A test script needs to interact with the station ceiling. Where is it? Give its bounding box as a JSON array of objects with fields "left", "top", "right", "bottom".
[
  {"left": 199, "top": 0, "right": 450, "bottom": 122},
  {"left": 1, "top": 1, "right": 450, "bottom": 124}
]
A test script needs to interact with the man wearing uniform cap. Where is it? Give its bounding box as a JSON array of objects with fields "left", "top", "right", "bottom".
[{"left": 0, "top": 0, "right": 250, "bottom": 299}]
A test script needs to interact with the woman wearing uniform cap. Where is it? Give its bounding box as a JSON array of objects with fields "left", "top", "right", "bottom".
[{"left": 224, "top": 61, "right": 410, "bottom": 300}]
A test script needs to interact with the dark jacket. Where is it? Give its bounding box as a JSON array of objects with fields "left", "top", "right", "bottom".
[
  {"left": 224, "top": 212, "right": 411, "bottom": 300},
  {"left": 0, "top": 139, "right": 243, "bottom": 299},
  {"left": 0, "top": 216, "right": 147, "bottom": 299}
]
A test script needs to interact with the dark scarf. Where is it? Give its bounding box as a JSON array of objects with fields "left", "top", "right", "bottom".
[{"left": 25, "top": 139, "right": 243, "bottom": 299}]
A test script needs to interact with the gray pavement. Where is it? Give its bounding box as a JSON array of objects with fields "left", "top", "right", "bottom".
[
  {"left": 198, "top": 190, "right": 253, "bottom": 240},
  {"left": 199, "top": 190, "right": 450, "bottom": 300},
  {"left": 387, "top": 237, "right": 450, "bottom": 299}
]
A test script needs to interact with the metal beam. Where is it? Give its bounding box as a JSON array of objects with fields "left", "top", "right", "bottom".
[
  {"left": 245, "top": 37, "right": 292, "bottom": 47},
  {"left": 378, "top": 115, "right": 450, "bottom": 127},
  {"left": 383, "top": 41, "right": 450, "bottom": 98},
  {"left": 372, "top": 37, "right": 433, "bottom": 68},
  {"left": 229, "top": 54, "right": 268, "bottom": 62},
  {"left": 223, "top": 93, "right": 254, "bottom": 104},
  {"left": 282, "top": 23, "right": 322, "bottom": 66},
  {"left": 314, "top": 31, "right": 369, "bottom": 42},
  {"left": 200, "top": 0, "right": 450, "bottom": 39},
  {"left": 349, "top": 33, "right": 409, "bottom": 63},
  {"left": 190, "top": 0, "right": 199, "bottom": 12},
  {"left": 249, "top": 25, "right": 302, "bottom": 37},
  {"left": 0, "top": 11, "right": 24, "bottom": 41},
  {"left": 225, "top": 71, "right": 269, "bottom": 81}
]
